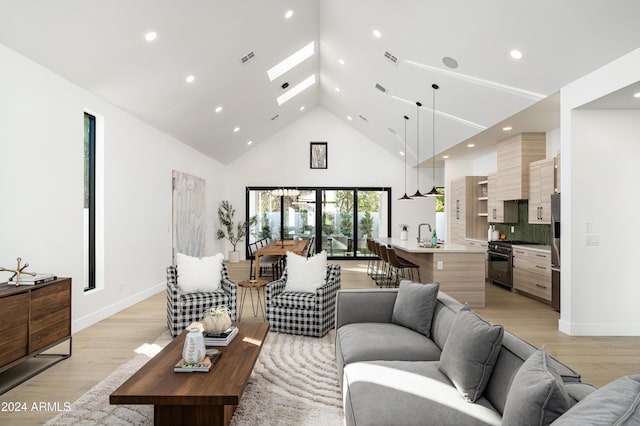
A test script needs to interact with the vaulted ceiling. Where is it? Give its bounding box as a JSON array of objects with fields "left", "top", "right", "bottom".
[{"left": 2, "top": 0, "right": 640, "bottom": 166}]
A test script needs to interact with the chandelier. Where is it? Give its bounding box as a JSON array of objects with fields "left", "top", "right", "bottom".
[{"left": 271, "top": 188, "right": 300, "bottom": 197}]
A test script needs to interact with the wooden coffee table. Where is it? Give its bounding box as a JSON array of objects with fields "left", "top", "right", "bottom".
[{"left": 110, "top": 322, "right": 269, "bottom": 426}]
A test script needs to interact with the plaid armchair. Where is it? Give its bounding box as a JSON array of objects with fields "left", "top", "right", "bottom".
[
  {"left": 265, "top": 264, "right": 341, "bottom": 337},
  {"left": 166, "top": 264, "right": 237, "bottom": 337}
]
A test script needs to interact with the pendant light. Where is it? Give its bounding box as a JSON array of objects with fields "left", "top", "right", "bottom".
[
  {"left": 398, "top": 115, "right": 412, "bottom": 200},
  {"left": 411, "top": 101, "right": 425, "bottom": 197},
  {"left": 425, "top": 84, "right": 440, "bottom": 197}
]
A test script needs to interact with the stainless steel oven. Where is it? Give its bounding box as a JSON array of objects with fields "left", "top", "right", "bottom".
[{"left": 488, "top": 242, "right": 513, "bottom": 288}]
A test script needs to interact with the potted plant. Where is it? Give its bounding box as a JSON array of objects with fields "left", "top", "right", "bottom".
[
  {"left": 202, "top": 305, "right": 231, "bottom": 334},
  {"left": 400, "top": 224, "right": 409, "bottom": 241},
  {"left": 216, "top": 200, "right": 256, "bottom": 263}
]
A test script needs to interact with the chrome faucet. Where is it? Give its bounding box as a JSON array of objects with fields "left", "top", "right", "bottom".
[{"left": 417, "top": 223, "right": 432, "bottom": 243}]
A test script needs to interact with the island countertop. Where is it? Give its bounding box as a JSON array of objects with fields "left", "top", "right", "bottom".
[
  {"left": 375, "top": 237, "right": 486, "bottom": 307},
  {"left": 376, "top": 238, "right": 487, "bottom": 254}
]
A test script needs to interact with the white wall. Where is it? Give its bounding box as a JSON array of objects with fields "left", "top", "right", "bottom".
[
  {"left": 0, "top": 43, "right": 226, "bottom": 332},
  {"left": 560, "top": 46, "right": 640, "bottom": 335},
  {"left": 224, "top": 106, "right": 440, "bottom": 252}
]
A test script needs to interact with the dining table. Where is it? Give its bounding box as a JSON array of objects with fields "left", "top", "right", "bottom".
[{"left": 254, "top": 239, "right": 308, "bottom": 280}]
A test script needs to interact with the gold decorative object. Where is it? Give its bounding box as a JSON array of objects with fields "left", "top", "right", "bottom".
[{"left": 0, "top": 257, "right": 36, "bottom": 286}]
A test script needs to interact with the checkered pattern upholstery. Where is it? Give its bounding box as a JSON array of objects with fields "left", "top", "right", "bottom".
[
  {"left": 166, "top": 264, "right": 237, "bottom": 337},
  {"left": 265, "top": 264, "right": 341, "bottom": 337}
]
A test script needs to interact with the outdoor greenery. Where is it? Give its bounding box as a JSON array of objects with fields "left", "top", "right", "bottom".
[
  {"left": 216, "top": 200, "right": 256, "bottom": 251},
  {"left": 339, "top": 211, "right": 353, "bottom": 237},
  {"left": 260, "top": 211, "right": 272, "bottom": 239},
  {"left": 359, "top": 211, "right": 374, "bottom": 239}
]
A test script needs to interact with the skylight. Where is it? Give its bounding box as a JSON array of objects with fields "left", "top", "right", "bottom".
[
  {"left": 267, "top": 41, "right": 314, "bottom": 82},
  {"left": 277, "top": 74, "right": 316, "bottom": 106}
]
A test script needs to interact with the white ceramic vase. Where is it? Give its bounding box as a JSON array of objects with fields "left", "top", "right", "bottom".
[
  {"left": 182, "top": 327, "right": 206, "bottom": 364},
  {"left": 400, "top": 230, "right": 408, "bottom": 241},
  {"left": 228, "top": 251, "right": 240, "bottom": 263}
]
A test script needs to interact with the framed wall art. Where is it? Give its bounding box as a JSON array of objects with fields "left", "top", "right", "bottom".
[{"left": 310, "top": 142, "right": 328, "bottom": 169}]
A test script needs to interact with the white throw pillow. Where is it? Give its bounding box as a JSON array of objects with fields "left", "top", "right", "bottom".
[
  {"left": 176, "top": 253, "right": 224, "bottom": 292},
  {"left": 285, "top": 250, "right": 327, "bottom": 293}
]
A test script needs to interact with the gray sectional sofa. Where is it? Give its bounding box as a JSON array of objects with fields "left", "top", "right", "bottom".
[{"left": 335, "top": 284, "right": 640, "bottom": 426}]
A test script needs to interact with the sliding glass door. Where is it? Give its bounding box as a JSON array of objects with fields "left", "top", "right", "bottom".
[{"left": 247, "top": 187, "right": 391, "bottom": 259}]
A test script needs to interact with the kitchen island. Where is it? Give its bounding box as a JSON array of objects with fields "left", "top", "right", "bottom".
[{"left": 376, "top": 238, "right": 487, "bottom": 307}]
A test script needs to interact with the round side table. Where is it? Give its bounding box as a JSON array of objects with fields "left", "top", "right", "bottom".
[{"left": 237, "top": 279, "right": 268, "bottom": 321}]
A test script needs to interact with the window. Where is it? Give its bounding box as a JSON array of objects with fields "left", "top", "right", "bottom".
[
  {"left": 84, "top": 113, "right": 96, "bottom": 291},
  {"left": 247, "top": 187, "right": 391, "bottom": 258}
]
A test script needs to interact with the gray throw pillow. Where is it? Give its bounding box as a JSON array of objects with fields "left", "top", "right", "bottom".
[
  {"left": 438, "top": 306, "right": 504, "bottom": 402},
  {"left": 552, "top": 374, "right": 640, "bottom": 425},
  {"left": 391, "top": 281, "right": 440, "bottom": 337},
  {"left": 502, "top": 348, "right": 570, "bottom": 426}
]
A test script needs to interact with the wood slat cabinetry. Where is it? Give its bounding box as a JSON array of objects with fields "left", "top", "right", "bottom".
[
  {"left": 497, "top": 133, "right": 546, "bottom": 201},
  {"left": 449, "top": 176, "right": 487, "bottom": 244},
  {"left": 0, "top": 278, "right": 72, "bottom": 377},
  {"left": 487, "top": 171, "right": 518, "bottom": 223},
  {"left": 528, "top": 157, "right": 556, "bottom": 224},
  {"left": 513, "top": 248, "right": 551, "bottom": 302}
]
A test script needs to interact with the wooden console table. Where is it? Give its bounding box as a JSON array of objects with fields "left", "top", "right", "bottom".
[{"left": 0, "top": 278, "right": 72, "bottom": 394}]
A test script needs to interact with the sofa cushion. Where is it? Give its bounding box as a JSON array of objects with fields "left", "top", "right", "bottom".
[
  {"left": 502, "top": 348, "right": 570, "bottom": 426},
  {"left": 439, "top": 307, "right": 504, "bottom": 403},
  {"left": 285, "top": 250, "right": 326, "bottom": 293},
  {"left": 551, "top": 375, "right": 640, "bottom": 426},
  {"left": 273, "top": 291, "right": 316, "bottom": 310},
  {"left": 431, "top": 291, "right": 466, "bottom": 350},
  {"left": 176, "top": 252, "right": 224, "bottom": 292},
  {"left": 343, "top": 360, "right": 501, "bottom": 426},
  {"left": 391, "top": 281, "right": 439, "bottom": 337},
  {"left": 484, "top": 331, "right": 582, "bottom": 415},
  {"left": 337, "top": 323, "right": 442, "bottom": 366}
]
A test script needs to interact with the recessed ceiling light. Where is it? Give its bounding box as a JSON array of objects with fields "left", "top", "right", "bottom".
[
  {"left": 467, "top": 144, "right": 475, "bottom": 148},
  {"left": 145, "top": 32, "right": 157, "bottom": 42},
  {"left": 299, "top": 106, "right": 305, "bottom": 111},
  {"left": 399, "top": 151, "right": 405, "bottom": 156},
  {"left": 247, "top": 141, "right": 253, "bottom": 146},
  {"left": 442, "top": 155, "right": 450, "bottom": 159},
  {"left": 233, "top": 127, "right": 240, "bottom": 133},
  {"left": 276, "top": 74, "right": 316, "bottom": 106},
  {"left": 502, "top": 126, "right": 512, "bottom": 131},
  {"left": 442, "top": 56, "right": 458, "bottom": 69},
  {"left": 372, "top": 29, "right": 382, "bottom": 38},
  {"left": 267, "top": 41, "right": 314, "bottom": 81},
  {"left": 215, "top": 106, "right": 223, "bottom": 113},
  {"left": 347, "top": 115, "right": 352, "bottom": 121},
  {"left": 335, "top": 87, "right": 341, "bottom": 92},
  {"left": 186, "top": 75, "right": 195, "bottom": 83},
  {"left": 510, "top": 49, "right": 523, "bottom": 59},
  {"left": 285, "top": 10, "right": 293, "bottom": 19},
  {"left": 634, "top": 92, "right": 640, "bottom": 98},
  {"left": 338, "top": 59, "right": 345, "bottom": 65}
]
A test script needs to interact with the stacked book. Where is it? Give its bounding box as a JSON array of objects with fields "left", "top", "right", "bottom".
[
  {"left": 204, "top": 326, "right": 239, "bottom": 346},
  {"left": 8, "top": 273, "right": 57, "bottom": 286}
]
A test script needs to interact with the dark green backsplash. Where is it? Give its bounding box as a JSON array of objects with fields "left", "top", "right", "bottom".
[{"left": 492, "top": 201, "right": 551, "bottom": 244}]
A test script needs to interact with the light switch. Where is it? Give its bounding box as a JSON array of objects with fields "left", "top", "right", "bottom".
[{"left": 437, "top": 261, "right": 444, "bottom": 270}]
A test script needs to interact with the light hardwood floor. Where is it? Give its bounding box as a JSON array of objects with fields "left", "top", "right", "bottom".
[{"left": 1, "top": 259, "right": 640, "bottom": 425}]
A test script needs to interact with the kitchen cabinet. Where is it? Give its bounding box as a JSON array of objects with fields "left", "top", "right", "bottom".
[
  {"left": 487, "top": 171, "right": 518, "bottom": 223},
  {"left": 513, "top": 247, "right": 551, "bottom": 302},
  {"left": 528, "top": 157, "right": 556, "bottom": 224},
  {"left": 449, "top": 176, "right": 487, "bottom": 244},
  {"left": 497, "top": 133, "right": 546, "bottom": 201}
]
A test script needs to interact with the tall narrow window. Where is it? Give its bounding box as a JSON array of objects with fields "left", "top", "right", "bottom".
[{"left": 84, "top": 113, "right": 96, "bottom": 291}]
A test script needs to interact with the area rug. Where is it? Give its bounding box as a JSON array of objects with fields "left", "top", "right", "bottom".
[{"left": 45, "top": 330, "right": 343, "bottom": 426}]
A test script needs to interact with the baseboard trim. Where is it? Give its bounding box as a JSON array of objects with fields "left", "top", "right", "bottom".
[{"left": 558, "top": 318, "right": 640, "bottom": 336}]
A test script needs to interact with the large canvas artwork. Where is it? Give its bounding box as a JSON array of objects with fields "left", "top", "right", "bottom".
[{"left": 172, "top": 170, "right": 206, "bottom": 262}]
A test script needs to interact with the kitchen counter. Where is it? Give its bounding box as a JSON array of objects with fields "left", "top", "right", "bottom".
[
  {"left": 377, "top": 238, "right": 487, "bottom": 253},
  {"left": 375, "top": 238, "right": 486, "bottom": 307}
]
